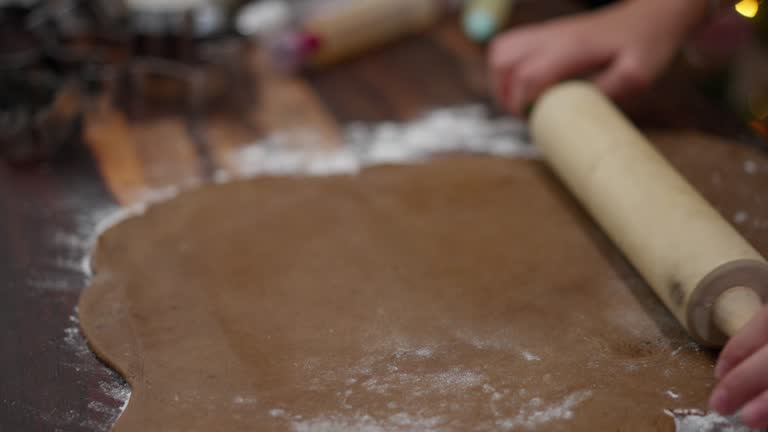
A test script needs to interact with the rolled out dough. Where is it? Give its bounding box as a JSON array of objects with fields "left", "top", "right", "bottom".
[{"left": 79, "top": 145, "right": 765, "bottom": 431}]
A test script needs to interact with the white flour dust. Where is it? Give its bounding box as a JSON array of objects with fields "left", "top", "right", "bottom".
[
  {"left": 668, "top": 409, "right": 757, "bottom": 432},
  {"left": 80, "top": 186, "right": 183, "bottom": 275},
  {"left": 228, "top": 105, "right": 536, "bottom": 179},
  {"left": 232, "top": 395, "right": 259, "bottom": 405},
  {"left": 734, "top": 211, "right": 750, "bottom": 225},
  {"left": 30, "top": 203, "right": 117, "bottom": 295},
  {"left": 62, "top": 313, "right": 93, "bottom": 366},
  {"left": 41, "top": 201, "right": 137, "bottom": 428},
  {"left": 496, "top": 390, "right": 593, "bottom": 431},
  {"left": 744, "top": 159, "right": 758, "bottom": 175},
  {"left": 62, "top": 313, "right": 131, "bottom": 430},
  {"left": 100, "top": 381, "right": 131, "bottom": 412},
  {"left": 360, "top": 367, "right": 487, "bottom": 396},
  {"left": 521, "top": 351, "right": 541, "bottom": 362},
  {"left": 455, "top": 327, "right": 518, "bottom": 352},
  {"left": 289, "top": 412, "right": 444, "bottom": 432},
  {"left": 267, "top": 335, "right": 594, "bottom": 432}
]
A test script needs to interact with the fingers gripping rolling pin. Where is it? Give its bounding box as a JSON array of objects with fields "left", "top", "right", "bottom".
[{"left": 529, "top": 81, "right": 768, "bottom": 348}]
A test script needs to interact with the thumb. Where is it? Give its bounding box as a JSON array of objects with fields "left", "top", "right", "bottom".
[{"left": 593, "top": 54, "right": 652, "bottom": 101}]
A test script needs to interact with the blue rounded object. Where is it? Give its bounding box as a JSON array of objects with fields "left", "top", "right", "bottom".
[{"left": 463, "top": 10, "right": 497, "bottom": 42}]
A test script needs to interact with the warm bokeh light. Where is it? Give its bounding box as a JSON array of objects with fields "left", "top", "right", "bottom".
[
  {"left": 750, "top": 119, "right": 768, "bottom": 141},
  {"left": 735, "top": 0, "right": 760, "bottom": 18}
]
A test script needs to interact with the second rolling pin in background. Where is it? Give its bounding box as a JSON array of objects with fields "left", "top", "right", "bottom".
[{"left": 529, "top": 81, "right": 768, "bottom": 348}]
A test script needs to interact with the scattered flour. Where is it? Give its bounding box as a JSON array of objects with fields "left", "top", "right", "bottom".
[
  {"left": 283, "top": 334, "right": 596, "bottom": 432},
  {"left": 64, "top": 203, "right": 124, "bottom": 277},
  {"left": 668, "top": 409, "right": 757, "bottom": 432},
  {"left": 413, "top": 347, "right": 434, "bottom": 358},
  {"left": 232, "top": 395, "right": 258, "bottom": 405},
  {"left": 522, "top": 351, "right": 541, "bottom": 362},
  {"left": 454, "top": 328, "right": 516, "bottom": 352},
  {"left": 395, "top": 346, "right": 435, "bottom": 360},
  {"left": 666, "top": 390, "right": 680, "bottom": 399},
  {"left": 63, "top": 313, "right": 92, "bottom": 362},
  {"left": 37, "top": 194, "right": 134, "bottom": 430},
  {"left": 734, "top": 211, "right": 749, "bottom": 224},
  {"left": 497, "top": 390, "right": 593, "bottom": 431},
  {"left": 80, "top": 186, "right": 182, "bottom": 275},
  {"left": 744, "top": 160, "right": 758, "bottom": 175},
  {"left": 87, "top": 401, "right": 115, "bottom": 415},
  {"left": 289, "top": 412, "right": 444, "bottom": 432},
  {"left": 360, "top": 367, "right": 487, "bottom": 396},
  {"left": 27, "top": 276, "right": 75, "bottom": 291},
  {"left": 53, "top": 231, "right": 91, "bottom": 251},
  {"left": 62, "top": 313, "right": 131, "bottom": 429},
  {"left": 232, "top": 105, "right": 535, "bottom": 177}
]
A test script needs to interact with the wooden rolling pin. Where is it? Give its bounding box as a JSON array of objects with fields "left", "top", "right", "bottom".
[{"left": 529, "top": 81, "right": 768, "bottom": 348}]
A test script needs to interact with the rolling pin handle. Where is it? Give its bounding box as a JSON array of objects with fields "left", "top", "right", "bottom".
[{"left": 713, "top": 286, "right": 765, "bottom": 338}]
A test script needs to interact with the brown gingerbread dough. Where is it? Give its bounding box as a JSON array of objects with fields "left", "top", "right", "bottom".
[{"left": 79, "top": 132, "right": 768, "bottom": 431}]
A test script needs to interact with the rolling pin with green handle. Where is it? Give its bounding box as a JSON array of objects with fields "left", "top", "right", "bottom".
[{"left": 529, "top": 81, "right": 768, "bottom": 347}]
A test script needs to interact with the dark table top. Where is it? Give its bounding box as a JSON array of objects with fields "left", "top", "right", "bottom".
[{"left": 1, "top": 2, "right": 765, "bottom": 431}]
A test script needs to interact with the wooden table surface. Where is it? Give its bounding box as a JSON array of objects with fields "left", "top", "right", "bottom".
[{"left": 1, "top": 2, "right": 765, "bottom": 431}]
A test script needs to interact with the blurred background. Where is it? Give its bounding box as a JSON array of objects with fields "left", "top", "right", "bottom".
[{"left": 0, "top": 0, "right": 765, "bottom": 162}]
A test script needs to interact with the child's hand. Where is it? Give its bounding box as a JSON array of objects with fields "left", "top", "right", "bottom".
[
  {"left": 710, "top": 305, "right": 768, "bottom": 428},
  {"left": 488, "top": 0, "right": 711, "bottom": 115}
]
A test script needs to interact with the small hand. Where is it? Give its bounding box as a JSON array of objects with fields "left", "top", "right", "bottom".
[
  {"left": 710, "top": 305, "right": 768, "bottom": 428},
  {"left": 488, "top": 0, "right": 710, "bottom": 115}
]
